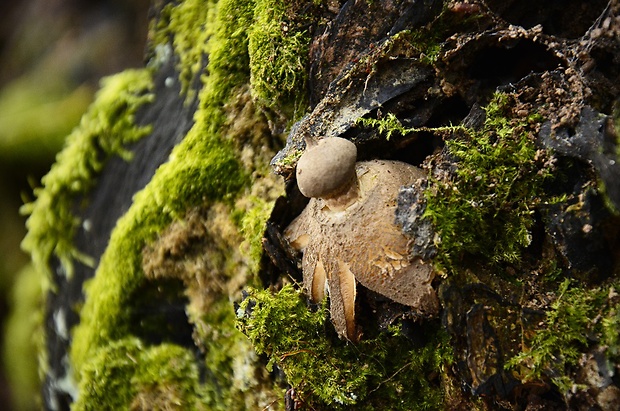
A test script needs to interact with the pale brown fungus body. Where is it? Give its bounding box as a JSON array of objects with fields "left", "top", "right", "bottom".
[
  {"left": 296, "top": 137, "right": 358, "bottom": 211},
  {"left": 285, "top": 137, "right": 438, "bottom": 341}
]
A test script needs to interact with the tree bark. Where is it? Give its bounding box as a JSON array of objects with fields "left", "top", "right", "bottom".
[{"left": 24, "top": 0, "right": 620, "bottom": 410}]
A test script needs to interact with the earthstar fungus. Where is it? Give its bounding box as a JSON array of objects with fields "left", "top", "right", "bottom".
[{"left": 285, "top": 137, "right": 439, "bottom": 341}]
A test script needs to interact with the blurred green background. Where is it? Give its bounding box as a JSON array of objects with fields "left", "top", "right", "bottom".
[{"left": 0, "top": 1, "right": 149, "bottom": 409}]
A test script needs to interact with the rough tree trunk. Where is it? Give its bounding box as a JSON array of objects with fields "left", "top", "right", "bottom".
[{"left": 19, "top": 0, "right": 620, "bottom": 410}]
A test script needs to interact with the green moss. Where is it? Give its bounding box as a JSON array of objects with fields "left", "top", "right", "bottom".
[
  {"left": 221, "top": 88, "right": 286, "bottom": 276},
  {"left": 153, "top": 0, "right": 314, "bottom": 127},
  {"left": 357, "top": 113, "right": 413, "bottom": 140},
  {"left": 182, "top": 0, "right": 255, "bottom": 118},
  {"left": 374, "top": 29, "right": 443, "bottom": 67},
  {"left": 73, "top": 338, "right": 139, "bottom": 410},
  {"left": 197, "top": 298, "right": 274, "bottom": 410},
  {"left": 70, "top": 106, "right": 247, "bottom": 375},
  {"left": 367, "top": 5, "right": 486, "bottom": 68},
  {"left": 21, "top": 69, "right": 154, "bottom": 280},
  {"left": 141, "top": 205, "right": 282, "bottom": 410},
  {"left": 236, "top": 285, "right": 453, "bottom": 410},
  {"left": 69, "top": 2, "right": 293, "bottom": 409},
  {"left": 3, "top": 264, "right": 44, "bottom": 411},
  {"left": 70, "top": 0, "right": 255, "bottom": 373},
  {"left": 73, "top": 338, "right": 202, "bottom": 411},
  {"left": 149, "top": 0, "right": 214, "bottom": 95},
  {"left": 357, "top": 95, "right": 552, "bottom": 273},
  {"left": 248, "top": 0, "right": 311, "bottom": 118},
  {"left": 357, "top": 112, "right": 465, "bottom": 140},
  {"left": 149, "top": 0, "right": 314, "bottom": 114},
  {"left": 506, "top": 279, "right": 620, "bottom": 395},
  {"left": 233, "top": 196, "right": 276, "bottom": 274},
  {"left": 422, "top": 93, "right": 552, "bottom": 272},
  {"left": 602, "top": 299, "right": 620, "bottom": 359},
  {"left": 132, "top": 343, "right": 203, "bottom": 410}
]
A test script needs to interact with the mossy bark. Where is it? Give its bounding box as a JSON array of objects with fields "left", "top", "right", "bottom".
[{"left": 22, "top": 1, "right": 620, "bottom": 410}]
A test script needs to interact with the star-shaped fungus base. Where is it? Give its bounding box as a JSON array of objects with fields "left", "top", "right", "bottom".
[{"left": 285, "top": 160, "right": 439, "bottom": 341}]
